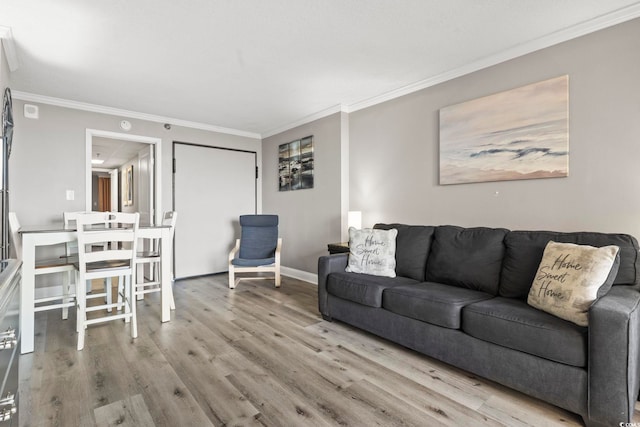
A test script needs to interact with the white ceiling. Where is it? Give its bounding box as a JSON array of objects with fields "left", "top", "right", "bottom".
[
  {"left": 92, "top": 137, "right": 148, "bottom": 170},
  {"left": 2, "top": 1, "right": 640, "bottom": 137}
]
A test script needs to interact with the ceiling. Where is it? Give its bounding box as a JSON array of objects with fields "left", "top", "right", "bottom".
[
  {"left": 2, "top": 1, "right": 640, "bottom": 137},
  {"left": 92, "top": 137, "right": 149, "bottom": 170}
]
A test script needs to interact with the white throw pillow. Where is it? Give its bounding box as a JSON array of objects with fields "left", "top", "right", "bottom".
[
  {"left": 345, "top": 227, "right": 398, "bottom": 277},
  {"left": 527, "top": 241, "right": 620, "bottom": 326}
]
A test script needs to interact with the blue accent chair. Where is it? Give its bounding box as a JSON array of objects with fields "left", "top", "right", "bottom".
[{"left": 228, "top": 214, "right": 282, "bottom": 289}]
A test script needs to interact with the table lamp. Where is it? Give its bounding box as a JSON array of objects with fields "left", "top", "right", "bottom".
[{"left": 348, "top": 211, "right": 362, "bottom": 230}]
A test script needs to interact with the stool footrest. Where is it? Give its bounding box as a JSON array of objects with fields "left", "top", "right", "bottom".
[{"left": 34, "top": 301, "right": 75, "bottom": 312}]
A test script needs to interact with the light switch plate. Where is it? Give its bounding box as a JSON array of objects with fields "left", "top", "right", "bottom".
[{"left": 66, "top": 190, "right": 75, "bottom": 201}]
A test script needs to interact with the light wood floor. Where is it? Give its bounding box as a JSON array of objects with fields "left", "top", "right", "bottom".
[{"left": 18, "top": 275, "right": 640, "bottom": 426}]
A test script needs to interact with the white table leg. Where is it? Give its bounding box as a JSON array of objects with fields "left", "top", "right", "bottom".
[
  {"left": 160, "top": 227, "right": 171, "bottom": 322},
  {"left": 21, "top": 234, "right": 36, "bottom": 354}
]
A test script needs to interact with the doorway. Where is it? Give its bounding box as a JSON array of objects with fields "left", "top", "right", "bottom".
[
  {"left": 85, "top": 129, "right": 161, "bottom": 224},
  {"left": 173, "top": 141, "right": 257, "bottom": 278},
  {"left": 96, "top": 174, "right": 111, "bottom": 211}
]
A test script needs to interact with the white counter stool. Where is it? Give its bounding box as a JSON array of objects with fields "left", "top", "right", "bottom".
[
  {"left": 9, "top": 212, "right": 76, "bottom": 319},
  {"left": 75, "top": 212, "right": 139, "bottom": 351},
  {"left": 133, "top": 211, "right": 177, "bottom": 310},
  {"left": 64, "top": 211, "right": 118, "bottom": 311}
]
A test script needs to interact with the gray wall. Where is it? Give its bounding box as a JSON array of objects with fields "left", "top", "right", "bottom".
[
  {"left": 10, "top": 101, "right": 261, "bottom": 227},
  {"left": 262, "top": 113, "right": 345, "bottom": 274},
  {"left": 8, "top": 17, "right": 640, "bottom": 279},
  {"left": 350, "top": 18, "right": 640, "bottom": 238},
  {"left": 263, "top": 17, "right": 640, "bottom": 278},
  {"left": 0, "top": 44, "right": 9, "bottom": 93}
]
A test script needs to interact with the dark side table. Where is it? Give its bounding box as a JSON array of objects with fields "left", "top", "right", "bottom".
[{"left": 327, "top": 242, "right": 350, "bottom": 254}]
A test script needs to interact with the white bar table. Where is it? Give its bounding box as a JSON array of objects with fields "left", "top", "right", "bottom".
[{"left": 19, "top": 223, "right": 173, "bottom": 354}]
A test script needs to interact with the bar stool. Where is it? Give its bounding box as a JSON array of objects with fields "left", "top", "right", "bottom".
[
  {"left": 64, "top": 211, "right": 117, "bottom": 310},
  {"left": 8, "top": 212, "right": 76, "bottom": 319},
  {"left": 133, "top": 211, "right": 177, "bottom": 309},
  {"left": 74, "top": 212, "right": 139, "bottom": 351}
]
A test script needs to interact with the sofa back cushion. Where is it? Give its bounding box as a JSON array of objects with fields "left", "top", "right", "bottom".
[
  {"left": 426, "top": 225, "right": 509, "bottom": 294},
  {"left": 500, "top": 231, "right": 640, "bottom": 299},
  {"left": 374, "top": 224, "right": 435, "bottom": 281}
]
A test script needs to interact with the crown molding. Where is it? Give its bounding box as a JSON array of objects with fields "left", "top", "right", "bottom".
[
  {"left": 258, "top": 3, "right": 640, "bottom": 135},
  {"left": 11, "top": 91, "right": 261, "bottom": 139},
  {"left": 261, "top": 104, "right": 347, "bottom": 139},
  {"left": 347, "top": 3, "right": 640, "bottom": 113},
  {"left": 9, "top": 4, "right": 640, "bottom": 139},
  {"left": 0, "top": 26, "right": 19, "bottom": 72}
]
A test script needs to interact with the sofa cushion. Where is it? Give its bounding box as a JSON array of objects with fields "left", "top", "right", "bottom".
[
  {"left": 462, "top": 297, "right": 587, "bottom": 367},
  {"left": 374, "top": 224, "right": 435, "bottom": 281},
  {"left": 326, "top": 272, "right": 418, "bottom": 308},
  {"left": 346, "top": 227, "right": 398, "bottom": 277},
  {"left": 527, "top": 241, "right": 620, "bottom": 326},
  {"left": 426, "top": 225, "right": 508, "bottom": 295},
  {"left": 382, "top": 282, "right": 493, "bottom": 329},
  {"left": 500, "top": 230, "right": 639, "bottom": 299}
]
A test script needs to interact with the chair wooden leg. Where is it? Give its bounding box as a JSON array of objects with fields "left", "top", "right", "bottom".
[
  {"left": 117, "top": 277, "right": 124, "bottom": 311},
  {"left": 275, "top": 267, "right": 281, "bottom": 288},
  {"left": 76, "top": 272, "right": 86, "bottom": 351},
  {"left": 124, "top": 276, "right": 131, "bottom": 324},
  {"left": 76, "top": 272, "right": 82, "bottom": 333},
  {"left": 62, "top": 270, "right": 72, "bottom": 320},
  {"left": 106, "top": 277, "right": 113, "bottom": 312},
  {"left": 135, "top": 264, "right": 144, "bottom": 301},
  {"left": 130, "top": 274, "right": 138, "bottom": 339},
  {"left": 229, "top": 267, "right": 235, "bottom": 289},
  {"left": 169, "top": 281, "right": 176, "bottom": 310},
  {"left": 77, "top": 325, "right": 85, "bottom": 351}
]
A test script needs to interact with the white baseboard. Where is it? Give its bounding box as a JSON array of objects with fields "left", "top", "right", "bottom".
[{"left": 281, "top": 266, "right": 317, "bottom": 285}]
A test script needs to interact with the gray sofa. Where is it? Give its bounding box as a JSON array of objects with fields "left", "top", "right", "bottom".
[{"left": 317, "top": 224, "right": 640, "bottom": 427}]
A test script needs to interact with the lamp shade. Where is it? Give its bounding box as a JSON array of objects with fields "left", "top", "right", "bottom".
[{"left": 347, "top": 211, "right": 362, "bottom": 230}]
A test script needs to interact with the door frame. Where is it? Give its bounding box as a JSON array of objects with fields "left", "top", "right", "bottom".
[
  {"left": 172, "top": 140, "right": 258, "bottom": 278},
  {"left": 85, "top": 129, "right": 162, "bottom": 224}
]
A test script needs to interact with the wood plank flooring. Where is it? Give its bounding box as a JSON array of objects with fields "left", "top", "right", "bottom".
[{"left": 18, "top": 275, "right": 640, "bottom": 426}]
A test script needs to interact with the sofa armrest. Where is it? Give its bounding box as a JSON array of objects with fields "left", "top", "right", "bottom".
[
  {"left": 588, "top": 285, "right": 640, "bottom": 425},
  {"left": 318, "top": 254, "right": 348, "bottom": 318}
]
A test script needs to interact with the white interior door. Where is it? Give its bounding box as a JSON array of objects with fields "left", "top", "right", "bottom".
[{"left": 173, "top": 143, "right": 256, "bottom": 278}]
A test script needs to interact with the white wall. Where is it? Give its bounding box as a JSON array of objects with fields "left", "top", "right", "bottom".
[
  {"left": 10, "top": 101, "right": 261, "bottom": 228},
  {"left": 262, "top": 17, "right": 640, "bottom": 279},
  {"left": 0, "top": 42, "right": 9, "bottom": 93},
  {"left": 349, "top": 18, "right": 640, "bottom": 238},
  {"left": 9, "top": 17, "right": 640, "bottom": 280},
  {"left": 262, "top": 112, "right": 345, "bottom": 275}
]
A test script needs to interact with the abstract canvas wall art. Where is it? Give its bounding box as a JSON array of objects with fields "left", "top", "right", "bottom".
[
  {"left": 439, "top": 75, "right": 569, "bottom": 185},
  {"left": 278, "top": 135, "right": 314, "bottom": 191}
]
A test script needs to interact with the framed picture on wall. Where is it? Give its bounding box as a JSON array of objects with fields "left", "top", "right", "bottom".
[
  {"left": 123, "top": 165, "right": 134, "bottom": 206},
  {"left": 439, "top": 75, "right": 569, "bottom": 185},
  {"left": 278, "top": 135, "right": 314, "bottom": 191}
]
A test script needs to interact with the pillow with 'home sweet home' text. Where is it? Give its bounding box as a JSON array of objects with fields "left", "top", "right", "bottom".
[
  {"left": 346, "top": 227, "right": 398, "bottom": 278},
  {"left": 527, "top": 241, "right": 620, "bottom": 326}
]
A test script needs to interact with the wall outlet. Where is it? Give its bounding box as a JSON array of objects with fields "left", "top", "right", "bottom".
[{"left": 66, "top": 190, "right": 75, "bottom": 201}]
